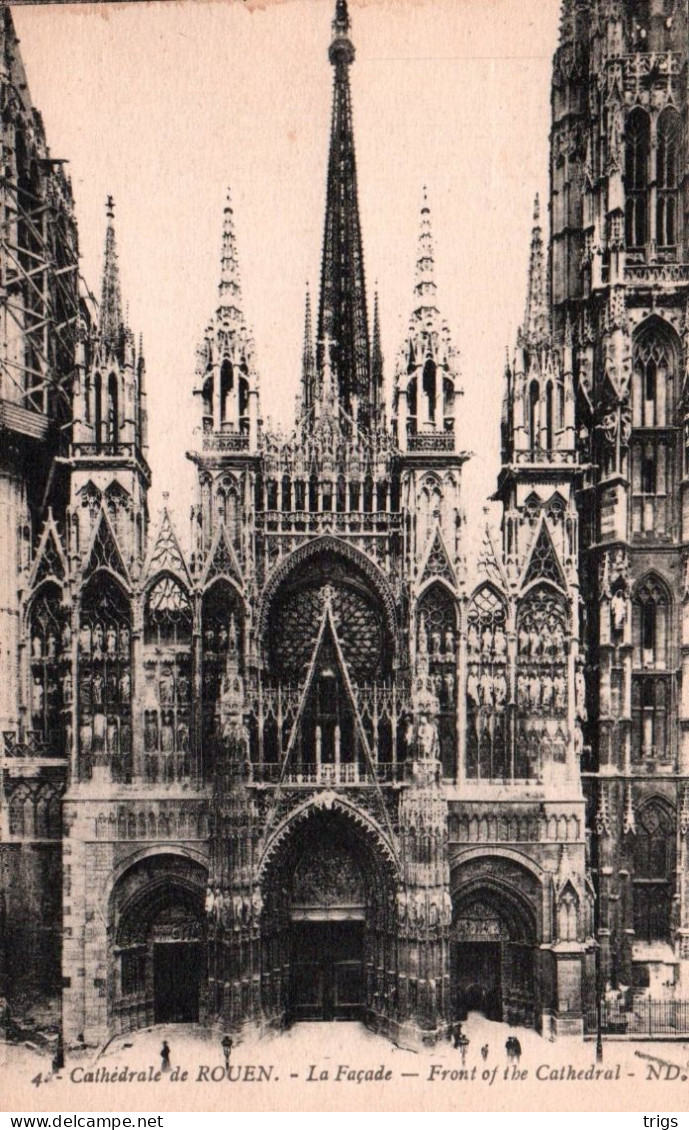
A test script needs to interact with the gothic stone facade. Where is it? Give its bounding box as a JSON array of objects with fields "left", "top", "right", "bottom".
[{"left": 1, "top": 0, "right": 687, "bottom": 1049}]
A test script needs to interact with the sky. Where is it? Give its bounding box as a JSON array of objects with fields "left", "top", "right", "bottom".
[{"left": 12, "top": 0, "right": 562, "bottom": 549}]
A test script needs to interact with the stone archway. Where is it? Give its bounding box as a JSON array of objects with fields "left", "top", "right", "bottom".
[
  {"left": 451, "top": 860, "right": 540, "bottom": 1028},
  {"left": 109, "top": 854, "right": 208, "bottom": 1034},
  {"left": 259, "top": 806, "right": 398, "bottom": 1028}
]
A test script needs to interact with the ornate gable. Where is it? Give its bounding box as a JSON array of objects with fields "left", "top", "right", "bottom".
[
  {"left": 419, "top": 526, "right": 456, "bottom": 589},
  {"left": 84, "top": 508, "right": 128, "bottom": 580},
  {"left": 146, "top": 508, "right": 190, "bottom": 583},
  {"left": 203, "top": 523, "right": 242, "bottom": 587},
  {"left": 30, "top": 515, "right": 68, "bottom": 588},
  {"left": 521, "top": 519, "right": 566, "bottom": 590}
]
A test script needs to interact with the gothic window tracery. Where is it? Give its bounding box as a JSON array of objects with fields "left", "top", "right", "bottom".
[
  {"left": 202, "top": 579, "right": 244, "bottom": 772},
  {"left": 625, "top": 109, "right": 650, "bottom": 250},
  {"left": 632, "top": 575, "right": 669, "bottom": 669},
  {"left": 516, "top": 585, "right": 568, "bottom": 779},
  {"left": 466, "top": 586, "right": 508, "bottom": 780},
  {"left": 418, "top": 582, "right": 458, "bottom": 778},
  {"left": 143, "top": 576, "right": 193, "bottom": 783},
  {"left": 657, "top": 108, "right": 681, "bottom": 249},
  {"left": 78, "top": 575, "right": 132, "bottom": 781},
  {"left": 633, "top": 801, "right": 675, "bottom": 942},
  {"left": 28, "top": 584, "right": 67, "bottom": 753}
]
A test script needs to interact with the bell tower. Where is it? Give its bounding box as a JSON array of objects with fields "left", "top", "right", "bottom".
[{"left": 552, "top": 0, "right": 689, "bottom": 995}]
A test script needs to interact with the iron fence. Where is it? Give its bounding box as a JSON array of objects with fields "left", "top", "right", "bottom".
[{"left": 584, "top": 997, "right": 689, "bottom": 1037}]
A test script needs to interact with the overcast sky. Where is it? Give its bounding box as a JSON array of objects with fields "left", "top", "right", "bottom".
[{"left": 12, "top": 0, "right": 561, "bottom": 549}]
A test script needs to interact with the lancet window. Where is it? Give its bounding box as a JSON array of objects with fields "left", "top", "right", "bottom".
[
  {"left": 78, "top": 575, "right": 132, "bottom": 781},
  {"left": 465, "top": 586, "right": 508, "bottom": 781},
  {"left": 657, "top": 108, "right": 681, "bottom": 249},
  {"left": 143, "top": 576, "right": 193, "bottom": 783},
  {"left": 632, "top": 576, "right": 669, "bottom": 669},
  {"left": 28, "top": 584, "right": 68, "bottom": 754},
  {"left": 625, "top": 109, "right": 650, "bottom": 250},
  {"left": 633, "top": 801, "right": 675, "bottom": 942},
  {"left": 417, "top": 582, "right": 458, "bottom": 778},
  {"left": 516, "top": 586, "right": 568, "bottom": 780}
]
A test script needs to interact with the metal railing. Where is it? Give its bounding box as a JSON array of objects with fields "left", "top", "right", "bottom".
[{"left": 584, "top": 997, "right": 689, "bottom": 1037}]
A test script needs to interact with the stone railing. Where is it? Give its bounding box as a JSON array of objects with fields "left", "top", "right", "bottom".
[{"left": 408, "top": 432, "right": 455, "bottom": 453}]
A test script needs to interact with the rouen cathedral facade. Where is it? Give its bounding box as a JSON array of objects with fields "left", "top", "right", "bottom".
[{"left": 1, "top": 0, "right": 688, "bottom": 1049}]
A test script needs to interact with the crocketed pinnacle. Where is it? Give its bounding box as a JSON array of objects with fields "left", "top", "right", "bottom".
[
  {"left": 521, "top": 194, "right": 550, "bottom": 347},
  {"left": 218, "top": 188, "right": 244, "bottom": 326},
  {"left": 414, "top": 188, "right": 439, "bottom": 313},
  {"left": 317, "top": 0, "right": 371, "bottom": 426},
  {"left": 100, "top": 195, "right": 125, "bottom": 352}
]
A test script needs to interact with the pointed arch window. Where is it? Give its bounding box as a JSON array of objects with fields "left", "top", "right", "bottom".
[
  {"left": 143, "top": 576, "right": 193, "bottom": 784},
  {"left": 625, "top": 109, "right": 650, "bottom": 249},
  {"left": 78, "top": 575, "right": 132, "bottom": 782},
  {"left": 545, "top": 381, "right": 554, "bottom": 451},
  {"left": 94, "top": 373, "right": 103, "bottom": 448},
  {"left": 220, "top": 360, "right": 234, "bottom": 426},
  {"left": 657, "top": 108, "right": 681, "bottom": 250},
  {"left": 107, "top": 372, "right": 119, "bottom": 448},
  {"left": 29, "top": 584, "right": 68, "bottom": 754},
  {"left": 466, "top": 586, "right": 508, "bottom": 781},
  {"left": 633, "top": 801, "right": 675, "bottom": 942},
  {"left": 528, "top": 380, "right": 540, "bottom": 452},
  {"left": 422, "top": 359, "right": 437, "bottom": 426},
  {"left": 632, "top": 323, "right": 677, "bottom": 427},
  {"left": 632, "top": 576, "right": 669, "bottom": 668}
]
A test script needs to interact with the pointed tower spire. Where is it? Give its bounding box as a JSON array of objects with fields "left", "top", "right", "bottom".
[
  {"left": 100, "top": 195, "right": 125, "bottom": 352},
  {"left": 414, "top": 188, "right": 439, "bottom": 313},
  {"left": 371, "top": 286, "right": 384, "bottom": 426},
  {"left": 301, "top": 283, "right": 315, "bottom": 410},
  {"left": 317, "top": 0, "right": 371, "bottom": 427},
  {"left": 218, "top": 187, "right": 244, "bottom": 328},
  {"left": 521, "top": 194, "right": 549, "bottom": 347}
]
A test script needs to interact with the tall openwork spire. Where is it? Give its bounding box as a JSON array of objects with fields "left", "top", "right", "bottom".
[
  {"left": 371, "top": 286, "right": 384, "bottom": 424},
  {"left": 521, "top": 195, "right": 549, "bottom": 347},
  {"left": 100, "top": 195, "right": 125, "bottom": 352},
  {"left": 414, "top": 188, "right": 439, "bottom": 314},
  {"left": 301, "top": 283, "right": 315, "bottom": 409},
  {"left": 218, "top": 188, "right": 244, "bottom": 328},
  {"left": 317, "top": 0, "right": 371, "bottom": 428}
]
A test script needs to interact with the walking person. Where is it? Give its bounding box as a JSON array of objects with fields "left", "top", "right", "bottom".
[
  {"left": 480, "top": 1043, "right": 489, "bottom": 1062},
  {"left": 458, "top": 1031, "right": 469, "bottom": 1066},
  {"left": 512, "top": 1037, "right": 522, "bottom": 1065},
  {"left": 222, "top": 1035, "right": 233, "bottom": 1074},
  {"left": 160, "top": 1040, "right": 171, "bottom": 1073}
]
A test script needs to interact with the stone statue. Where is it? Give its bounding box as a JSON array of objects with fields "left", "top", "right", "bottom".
[{"left": 417, "top": 714, "right": 439, "bottom": 760}]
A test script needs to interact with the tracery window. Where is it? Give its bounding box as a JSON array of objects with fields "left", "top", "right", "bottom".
[
  {"left": 417, "top": 582, "right": 458, "bottom": 778},
  {"left": 29, "top": 584, "right": 68, "bottom": 754},
  {"left": 657, "top": 108, "right": 681, "bottom": 250},
  {"left": 625, "top": 109, "right": 650, "bottom": 249},
  {"left": 633, "top": 801, "right": 675, "bottom": 942},
  {"left": 631, "top": 675, "right": 671, "bottom": 762},
  {"left": 143, "top": 576, "right": 193, "bottom": 783},
  {"left": 632, "top": 576, "right": 669, "bottom": 668},
  {"left": 631, "top": 327, "right": 676, "bottom": 427},
  {"left": 466, "top": 586, "right": 508, "bottom": 780},
  {"left": 516, "top": 585, "right": 568, "bottom": 779},
  {"left": 78, "top": 575, "right": 132, "bottom": 781}
]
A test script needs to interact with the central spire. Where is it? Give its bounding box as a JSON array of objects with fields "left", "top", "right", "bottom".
[
  {"left": 316, "top": 0, "right": 371, "bottom": 430},
  {"left": 100, "top": 195, "right": 125, "bottom": 354}
]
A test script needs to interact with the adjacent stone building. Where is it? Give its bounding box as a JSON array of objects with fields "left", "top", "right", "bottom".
[{"left": 1, "top": 0, "right": 687, "bottom": 1049}]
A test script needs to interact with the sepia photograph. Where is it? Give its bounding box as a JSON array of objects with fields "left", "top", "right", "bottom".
[{"left": 0, "top": 0, "right": 688, "bottom": 1115}]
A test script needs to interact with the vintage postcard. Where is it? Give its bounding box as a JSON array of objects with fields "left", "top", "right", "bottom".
[{"left": 1, "top": 0, "right": 688, "bottom": 1114}]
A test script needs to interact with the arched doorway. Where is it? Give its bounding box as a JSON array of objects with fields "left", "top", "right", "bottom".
[
  {"left": 109, "top": 854, "right": 207, "bottom": 1033},
  {"left": 260, "top": 807, "right": 397, "bottom": 1025},
  {"left": 451, "top": 882, "right": 537, "bottom": 1028}
]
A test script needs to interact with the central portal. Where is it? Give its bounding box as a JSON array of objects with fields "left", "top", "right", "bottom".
[{"left": 290, "top": 921, "right": 364, "bottom": 1021}]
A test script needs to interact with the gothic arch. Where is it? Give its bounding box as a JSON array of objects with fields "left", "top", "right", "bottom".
[
  {"left": 258, "top": 794, "right": 399, "bottom": 884},
  {"left": 105, "top": 846, "right": 209, "bottom": 921},
  {"left": 256, "top": 535, "right": 397, "bottom": 643},
  {"left": 451, "top": 876, "right": 537, "bottom": 945}
]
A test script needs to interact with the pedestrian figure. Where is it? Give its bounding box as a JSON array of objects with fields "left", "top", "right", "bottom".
[
  {"left": 480, "top": 1043, "right": 489, "bottom": 1062},
  {"left": 458, "top": 1032, "right": 469, "bottom": 1066},
  {"left": 160, "top": 1040, "right": 171, "bottom": 1073},
  {"left": 505, "top": 1036, "right": 515, "bottom": 1061},
  {"left": 452, "top": 1022, "right": 463, "bottom": 1048},
  {"left": 222, "top": 1035, "right": 233, "bottom": 1072},
  {"left": 512, "top": 1037, "right": 522, "bottom": 1064}
]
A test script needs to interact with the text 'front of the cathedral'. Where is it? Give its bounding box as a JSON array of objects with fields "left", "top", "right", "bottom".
[{"left": 1, "top": 0, "right": 688, "bottom": 1050}]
